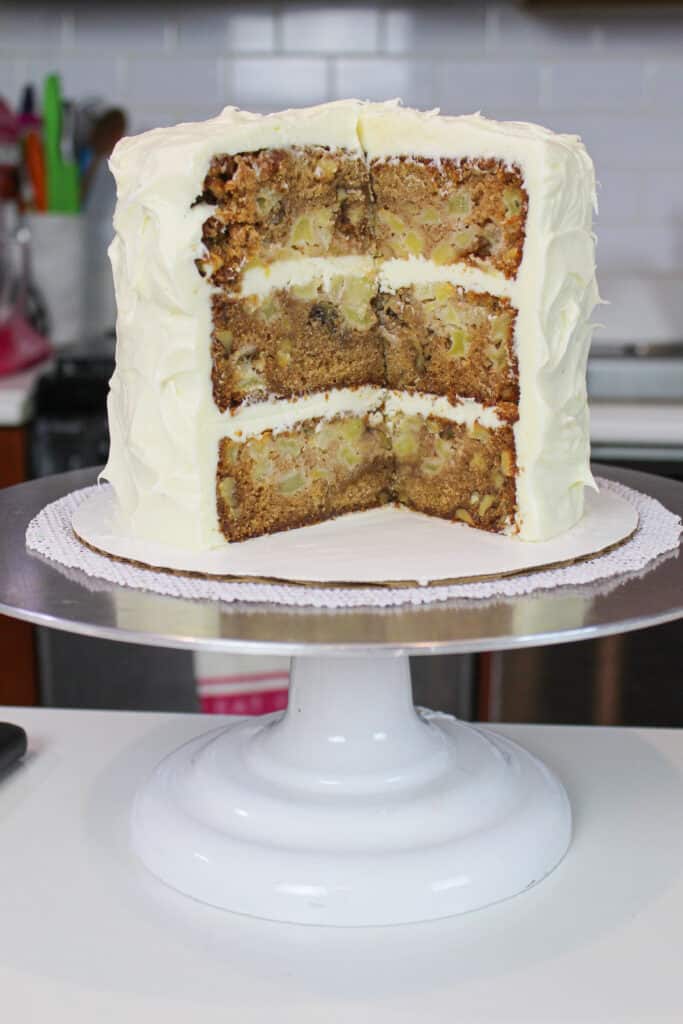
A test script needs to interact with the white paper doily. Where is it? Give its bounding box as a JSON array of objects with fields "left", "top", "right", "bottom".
[{"left": 26, "top": 478, "right": 681, "bottom": 609}]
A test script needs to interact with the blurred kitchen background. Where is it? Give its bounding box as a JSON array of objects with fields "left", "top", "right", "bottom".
[{"left": 0, "top": 0, "right": 681, "bottom": 724}]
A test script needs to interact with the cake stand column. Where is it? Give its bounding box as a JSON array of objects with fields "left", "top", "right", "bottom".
[
  {"left": 131, "top": 653, "right": 571, "bottom": 925},
  {"left": 252, "top": 655, "right": 444, "bottom": 781}
]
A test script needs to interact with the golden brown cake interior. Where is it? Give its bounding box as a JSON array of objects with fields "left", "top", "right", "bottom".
[
  {"left": 211, "top": 274, "right": 383, "bottom": 412},
  {"left": 194, "top": 143, "right": 528, "bottom": 544},
  {"left": 216, "top": 408, "right": 517, "bottom": 543},
  {"left": 372, "top": 157, "right": 527, "bottom": 279},
  {"left": 198, "top": 147, "right": 373, "bottom": 289},
  {"left": 377, "top": 282, "right": 518, "bottom": 406},
  {"left": 389, "top": 411, "right": 517, "bottom": 531},
  {"left": 217, "top": 412, "right": 393, "bottom": 542}
]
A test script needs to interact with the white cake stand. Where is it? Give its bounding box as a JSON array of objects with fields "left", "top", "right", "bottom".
[{"left": 2, "top": 465, "right": 682, "bottom": 926}]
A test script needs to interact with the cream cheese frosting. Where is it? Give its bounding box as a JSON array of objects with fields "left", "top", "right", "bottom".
[
  {"left": 240, "top": 256, "right": 376, "bottom": 298},
  {"left": 103, "top": 100, "right": 599, "bottom": 548}
]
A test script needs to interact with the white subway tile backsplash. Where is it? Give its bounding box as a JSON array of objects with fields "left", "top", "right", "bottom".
[
  {"left": 72, "top": 6, "right": 168, "bottom": 54},
  {"left": 129, "top": 105, "right": 222, "bottom": 135},
  {"left": 595, "top": 168, "right": 642, "bottom": 224},
  {"left": 175, "top": 10, "right": 231, "bottom": 53},
  {"left": 125, "top": 57, "right": 221, "bottom": 107},
  {"left": 0, "top": 58, "right": 21, "bottom": 107},
  {"left": 18, "top": 54, "right": 123, "bottom": 105},
  {"left": 176, "top": 7, "right": 275, "bottom": 54},
  {"left": 598, "top": 274, "right": 683, "bottom": 344},
  {"left": 282, "top": 6, "right": 379, "bottom": 54},
  {"left": 229, "top": 58, "right": 328, "bottom": 111},
  {"left": 546, "top": 60, "right": 644, "bottom": 113},
  {"left": 434, "top": 61, "right": 541, "bottom": 121},
  {"left": 489, "top": 3, "right": 598, "bottom": 55},
  {"left": 646, "top": 60, "right": 683, "bottom": 110},
  {"left": 597, "top": 222, "right": 683, "bottom": 275},
  {"left": 3, "top": 0, "right": 683, "bottom": 345},
  {"left": 596, "top": 10, "right": 683, "bottom": 56},
  {"left": 541, "top": 112, "right": 683, "bottom": 171},
  {"left": 333, "top": 58, "right": 433, "bottom": 108},
  {"left": 641, "top": 171, "right": 683, "bottom": 222},
  {"left": 0, "top": 6, "right": 64, "bottom": 49},
  {"left": 384, "top": 6, "right": 486, "bottom": 56},
  {"left": 226, "top": 9, "right": 276, "bottom": 53}
]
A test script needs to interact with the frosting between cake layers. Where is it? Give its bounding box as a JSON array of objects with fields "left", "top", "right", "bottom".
[
  {"left": 382, "top": 390, "right": 504, "bottom": 429},
  {"left": 219, "top": 387, "right": 385, "bottom": 440},
  {"left": 240, "top": 256, "right": 376, "bottom": 298},
  {"left": 378, "top": 257, "right": 513, "bottom": 300},
  {"left": 240, "top": 255, "right": 517, "bottom": 302},
  {"left": 103, "top": 100, "right": 599, "bottom": 549},
  {"left": 214, "top": 387, "right": 504, "bottom": 441}
]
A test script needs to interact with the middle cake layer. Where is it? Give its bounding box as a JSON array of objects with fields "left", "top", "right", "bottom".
[{"left": 211, "top": 263, "right": 519, "bottom": 412}]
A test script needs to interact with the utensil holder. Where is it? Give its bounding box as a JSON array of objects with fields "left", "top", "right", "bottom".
[{"left": 26, "top": 211, "right": 85, "bottom": 347}]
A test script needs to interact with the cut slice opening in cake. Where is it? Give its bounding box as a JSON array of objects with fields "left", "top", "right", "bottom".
[{"left": 200, "top": 137, "right": 529, "bottom": 542}]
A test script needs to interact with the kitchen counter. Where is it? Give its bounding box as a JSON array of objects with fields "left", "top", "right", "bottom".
[{"left": 2, "top": 707, "right": 683, "bottom": 1022}]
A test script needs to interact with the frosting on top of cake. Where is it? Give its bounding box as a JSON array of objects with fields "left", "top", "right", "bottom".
[{"left": 103, "top": 100, "right": 599, "bottom": 548}]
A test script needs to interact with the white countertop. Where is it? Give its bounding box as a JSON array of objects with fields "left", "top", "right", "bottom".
[
  {"left": 2, "top": 707, "right": 683, "bottom": 1022},
  {"left": 0, "top": 362, "right": 49, "bottom": 427}
]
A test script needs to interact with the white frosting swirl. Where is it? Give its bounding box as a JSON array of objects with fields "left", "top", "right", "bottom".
[{"left": 103, "top": 100, "right": 599, "bottom": 548}]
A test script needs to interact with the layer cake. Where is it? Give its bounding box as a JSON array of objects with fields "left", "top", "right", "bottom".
[{"left": 103, "top": 101, "right": 599, "bottom": 550}]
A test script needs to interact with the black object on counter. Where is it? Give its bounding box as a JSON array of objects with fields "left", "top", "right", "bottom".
[
  {"left": 31, "top": 333, "right": 115, "bottom": 477},
  {"left": 0, "top": 723, "right": 28, "bottom": 775}
]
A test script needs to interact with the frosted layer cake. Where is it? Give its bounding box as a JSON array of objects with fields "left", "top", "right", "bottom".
[{"left": 103, "top": 100, "right": 599, "bottom": 550}]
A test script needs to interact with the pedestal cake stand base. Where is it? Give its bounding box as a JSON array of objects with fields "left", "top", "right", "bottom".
[{"left": 132, "top": 655, "right": 570, "bottom": 926}]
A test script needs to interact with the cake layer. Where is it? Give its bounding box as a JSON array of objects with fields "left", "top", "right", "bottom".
[
  {"left": 372, "top": 157, "right": 526, "bottom": 279},
  {"left": 217, "top": 411, "right": 393, "bottom": 542},
  {"left": 214, "top": 254, "right": 519, "bottom": 410},
  {"left": 198, "top": 146, "right": 528, "bottom": 290},
  {"left": 387, "top": 411, "right": 517, "bottom": 533},
  {"left": 211, "top": 271, "right": 382, "bottom": 411},
  {"left": 216, "top": 396, "right": 517, "bottom": 542},
  {"left": 199, "top": 146, "right": 373, "bottom": 289},
  {"left": 377, "top": 280, "right": 518, "bottom": 406}
]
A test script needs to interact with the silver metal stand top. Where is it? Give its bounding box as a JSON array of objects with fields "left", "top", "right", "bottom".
[{"left": 1, "top": 466, "right": 681, "bottom": 656}]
